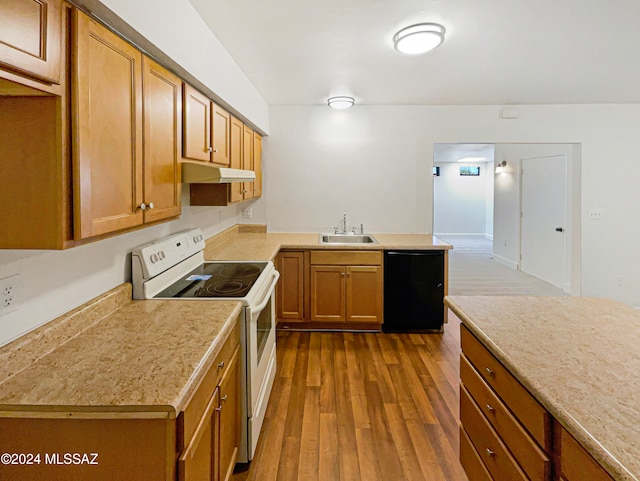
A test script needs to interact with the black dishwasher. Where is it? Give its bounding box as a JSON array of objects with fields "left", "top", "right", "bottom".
[{"left": 383, "top": 250, "right": 444, "bottom": 333}]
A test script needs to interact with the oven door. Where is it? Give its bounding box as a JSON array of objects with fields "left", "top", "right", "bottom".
[{"left": 245, "top": 268, "right": 279, "bottom": 460}]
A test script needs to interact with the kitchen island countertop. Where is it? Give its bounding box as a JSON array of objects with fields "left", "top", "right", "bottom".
[{"left": 445, "top": 295, "right": 640, "bottom": 481}]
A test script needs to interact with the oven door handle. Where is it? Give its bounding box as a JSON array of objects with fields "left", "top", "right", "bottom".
[{"left": 252, "top": 270, "right": 280, "bottom": 313}]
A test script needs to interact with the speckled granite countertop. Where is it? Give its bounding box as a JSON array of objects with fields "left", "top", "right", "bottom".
[
  {"left": 204, "top": 230, "right": 451, "bottom": 261},
  {"left": 445, "top": 295, "right": 640, "bottom": 481},
  {"left": 0, "top": 284, "right": 242, "bottom": 414}
]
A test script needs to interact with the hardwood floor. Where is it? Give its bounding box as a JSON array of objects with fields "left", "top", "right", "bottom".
[{"left": 233, "top": 325, "right": 469, "bottom": 481}]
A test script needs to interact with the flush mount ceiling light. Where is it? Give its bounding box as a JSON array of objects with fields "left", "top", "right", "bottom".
[
  {"left": 327, "top": 96, "right": 355, "bottom": 109},
  {"left": 393, "top": 23, "right": 446, "bottom": 55}
]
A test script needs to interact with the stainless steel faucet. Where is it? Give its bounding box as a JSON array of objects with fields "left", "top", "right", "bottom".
[{"left": 333, "top": 211, "right": 348, "bottom": 234}]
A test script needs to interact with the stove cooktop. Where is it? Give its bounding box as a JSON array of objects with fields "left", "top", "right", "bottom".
[{"left": 154, "top": 262, "right": 268, "bottom": 299}]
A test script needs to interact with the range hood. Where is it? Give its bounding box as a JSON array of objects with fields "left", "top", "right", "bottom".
[{"left": 182, "top": 161, "right": 256, "bottom": 184}]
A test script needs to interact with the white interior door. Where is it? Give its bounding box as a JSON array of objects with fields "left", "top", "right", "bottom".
[{"left": 520, "top": 155, "right": 567, "bottom": 288}]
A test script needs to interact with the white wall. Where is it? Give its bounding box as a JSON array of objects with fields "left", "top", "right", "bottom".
[
  {"left": 265, "top": 104, "right": 640, "bottom": 308},
  {"left": 433, "top": 162, "right": 492, "bottom": 236}
]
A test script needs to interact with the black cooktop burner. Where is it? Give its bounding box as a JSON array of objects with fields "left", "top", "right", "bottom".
[{"left": 154, "top": 262, "right": 268, "bottom": 299}]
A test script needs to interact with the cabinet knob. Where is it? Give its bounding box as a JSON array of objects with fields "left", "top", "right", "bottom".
[
  {"left": 148, "top": 202, "right": 154, "bottom": 210},
  {"left": 486, "top": 404, "right": 495, "bottom": 413},
  {"left": 207, "top": 146, "right": 213, "bottom": 153},
  {"left": 138, "top": 203, "right": 147, "bottom": 211},
  {"left": 341, "top": 272, "right": 345, "bottom": 277},
  {"left": 218, "top": 361, "right": 225, "bottom": 369},
  {"left": 215, "top": 406, "right": 223, "bottom": 412},
  {"left": 213, "top": 148, "right": 218, "bottom": 153},
  {"left": 485, "top": 448, "right": 495, "bottom": 457},
  {"left": 221, "top": 395, "right": 228, "bottom": 403},
  {"left": 485, "top": 367, "right": 494, "bottom": 377}
]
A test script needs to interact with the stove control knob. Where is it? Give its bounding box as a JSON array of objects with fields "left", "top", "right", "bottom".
[
  {"left": 158, "top": 251, "right": 166, "bottom": 260},
  {"left": 150, "top": 253, "right": 159, "bottom": 263}
]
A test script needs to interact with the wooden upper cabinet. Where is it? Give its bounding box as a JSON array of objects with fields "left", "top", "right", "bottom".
[
  {"left": 142, "top": 56, "right": 182, "bottom": 223},
  {"left": 253, "top": 132, "right": 263, "bottom": 198},
  {"left": 72, "top": 10, "right": 144, "bottom": 239},
  {"left": 229, "top": 116, "right": 244, "bottom": 203},
  {"left": 212, "top": 103, "right": 231, "bottom": 166},
  {"left": 183, "top": 83, "right": 212, "bottom": 162},
  {"left": 0, "top": 0, "right": 62, "bottom": 84},
  {"left": 243, "top": 125, "right": 254, "bottom": 200}
]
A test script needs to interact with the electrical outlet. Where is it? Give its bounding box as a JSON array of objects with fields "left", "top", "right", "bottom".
[
  {"left": 241, "top": 208, "right": 253, "bottom": 219},
  {"left": 0, "top": 274, "right": 19, "bottom": 316},
  {"left": 588, "top": 209, "right": 603, "bottom": 220}
]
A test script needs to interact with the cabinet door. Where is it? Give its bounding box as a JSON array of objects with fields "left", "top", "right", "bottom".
[
  {"left": 72, "top": 11, "right": 143, "bottom": 239},
  {"left": 183, "top": 84, "right": 212, "bottom": 161},
  {"left": 0, "top": 0, "right": 62, "bottom": 84},
  {"left": 310, "top": 266, "right": 345, "bottom": 322},
  {"left": 228, "top": 116, "right": 244, "bottom": 203},
  {"left": 242, "top": 125, "right": 254, "bottom": 200},
  {"left": 142, "top": 57, "right": 181, "bottom": 223},
  {"left": 217, "top": 347, "right": 240, "bottom": 481},
  {"left": 212, "top": 103, "right": 231, "bottom": 166},
  {"left": 252, "top": 132, "right": 263, "bottom": 198},
  {"left": 277, "top": 251, "right": 306, "bottom": 321},
  {"left": 346, "top": 266, "right": 383, "bottom": 323},
  {"left": 179, "top": 387, "right": 218, "bottom": 481}
]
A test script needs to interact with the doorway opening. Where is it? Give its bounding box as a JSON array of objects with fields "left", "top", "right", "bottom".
[{"left": 433, "top": 143, "right": 581, "bottom": 295}]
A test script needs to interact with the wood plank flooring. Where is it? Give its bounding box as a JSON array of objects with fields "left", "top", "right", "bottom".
[{"left": 233, "top": 324, "right": 469, "bottom": 481}]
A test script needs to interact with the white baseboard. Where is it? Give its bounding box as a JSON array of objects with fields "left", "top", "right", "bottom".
[
  {"left": 492, "top": 254, "right": 519, "bottom": 271},
  {"left": 434, "top": 233, "right": 489, "bottom": 237}
]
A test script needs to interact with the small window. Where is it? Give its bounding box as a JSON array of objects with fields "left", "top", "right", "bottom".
[
  {"left": 459, "top": 166, "right": 480, "bottom": 176},
  {"left": 433, "top": 166, "right": 440, "bottom": 176}
]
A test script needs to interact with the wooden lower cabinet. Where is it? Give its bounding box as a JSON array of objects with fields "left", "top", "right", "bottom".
[
  {"left": 556, "top": 424, "right": 614, "bottom": 481},
  {"left": 459, "top": 324, "right": 615, "bottom": 481},
  {"left": 276, "top": 249, "right": 383, "bottom": 329},
  {"left": 276, "top": 251, "right": 307, "bottom": 322},
  {"left": 179, "top": 320, "right": 241, "bottom": 481}
]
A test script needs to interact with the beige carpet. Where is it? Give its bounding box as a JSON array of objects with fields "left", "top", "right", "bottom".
[{"left": 440, "top": 235, "right": 567, "bottom": 296}]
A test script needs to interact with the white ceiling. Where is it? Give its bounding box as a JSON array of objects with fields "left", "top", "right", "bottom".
[{"left": 189, "top": 0, "right": 640, "bottom": 106}]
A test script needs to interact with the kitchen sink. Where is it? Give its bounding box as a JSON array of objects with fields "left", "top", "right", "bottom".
[{"left": 318, "top": 233, "right": 379, "bottom": 245}]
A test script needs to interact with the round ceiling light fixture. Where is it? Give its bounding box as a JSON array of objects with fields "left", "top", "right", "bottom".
[
  {"left": 327, "top": 96, "right": 355, "bottom": 109},
  {"left": 393, "top": 22, "right": 446, "bottom": 55}
]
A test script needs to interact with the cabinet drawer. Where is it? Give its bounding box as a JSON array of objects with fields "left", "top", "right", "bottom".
[
  {"left": 460, "top": 426, "right": 493, "bottom": 481},
  {"left": 558, "top": 425, "right": 614, "bottom": 481},
  {"left": 178, "top": 387, "right": 218, "bottom": 481},
  {"left": 181, "top": 318, "right": 240, "bottom": 447},
  {"left": 460, "top": 387, "right": 528, "bottom": 481},
  {"left": 310, "top": 250, "right": 382, "bottom": 266},
  {"left": 461, "top": 325, "right": 550, "bottom": 450},
  {"left": 461, "top": 354, "right": 550, "bottom": 480}
]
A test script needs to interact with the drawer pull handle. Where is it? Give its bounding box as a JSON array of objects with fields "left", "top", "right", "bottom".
[
  {"left": 486, "top": 404, "right": 495, "bottom": 413},
  {"left": 218, "top": 361, "right": 225, "bottom": 369},
  {"left": 486, "top": 448, "right": 495, "bottom": 457},
  {"left": 485, "top": 367, "right": 494, "bottom": 377}
]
